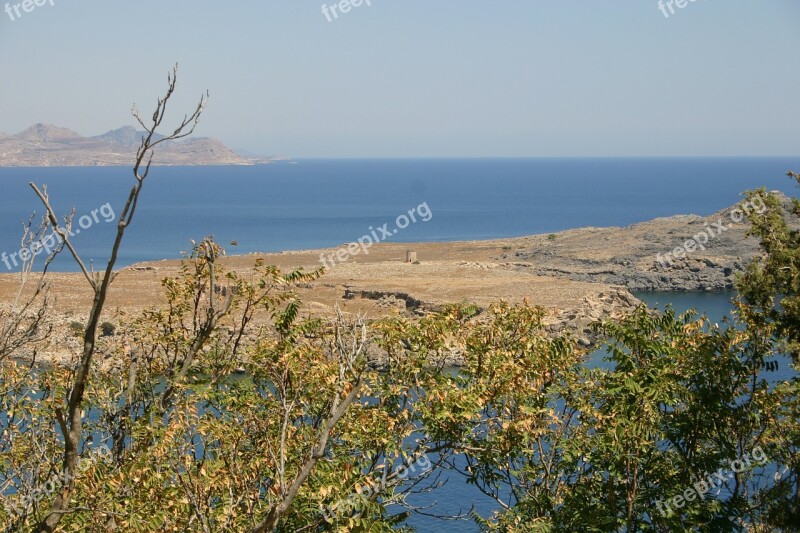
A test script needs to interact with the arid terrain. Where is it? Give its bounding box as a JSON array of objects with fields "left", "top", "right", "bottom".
[
  {"left": 0, "top": 239, "right": 640, "bottom": 365},
  {"left": 2, "top": 193, "right": 792, "bottom": 365},
  {"left": 508, "top": 192, "right": 796, "bottom": 291}
]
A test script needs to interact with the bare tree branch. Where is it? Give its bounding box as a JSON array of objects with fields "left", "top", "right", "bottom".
[
  {"left": 0, "top": 213, "right": 60, "bottom": 364},
  {"left": 33, "top": 64, "right": 208, "bottom": 533}
]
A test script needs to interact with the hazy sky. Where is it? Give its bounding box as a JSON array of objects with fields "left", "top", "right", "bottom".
[{"left": 1, "top": 1, "right": 798, "bottom": 157}]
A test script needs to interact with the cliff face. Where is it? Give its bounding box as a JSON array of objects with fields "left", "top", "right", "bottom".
[
  {"left": 0, "top": 124, "right": 256, "bottom": 167},
  {"left": 505, "top": 192, "right": 798, "bottom": 292}
]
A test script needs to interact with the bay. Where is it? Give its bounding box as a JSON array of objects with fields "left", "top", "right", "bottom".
[
  {"left": 0, "top": 158, "right": 796, "bottom": 272},
  {"left": 1, "top": 158, "right": 798, "bottom": 530}
]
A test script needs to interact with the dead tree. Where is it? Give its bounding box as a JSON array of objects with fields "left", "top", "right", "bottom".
[
  {"left": 0, "top": 213, "right": 61, "bottom": 365},
  {"left": 31, "top": 65, "right": 208, "bottom": 533}
]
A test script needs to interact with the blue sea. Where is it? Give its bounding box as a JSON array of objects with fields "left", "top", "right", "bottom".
[
  {"left": 0, "top": 158, "right": 797, "bottom": 272},
  {"left": 0, "top": 158, "right": 798, "bottom": 531}
]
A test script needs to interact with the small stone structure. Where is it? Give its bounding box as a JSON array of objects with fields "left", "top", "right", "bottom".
[{"left": 406, "top": 250, "right": 417, "bottom": 263}]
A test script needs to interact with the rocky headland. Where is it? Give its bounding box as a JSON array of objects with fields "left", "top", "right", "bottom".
[
  {"left": 1, "top": 192, "right": 793, "bottom": 365},
  {"left": 505, "top": 192, "right": 796, "bottom": 292}
]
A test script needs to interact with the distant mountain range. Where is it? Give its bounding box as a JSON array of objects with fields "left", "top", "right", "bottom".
[{"left": 0, "top": 124, "right": 275, "bottom": 167}]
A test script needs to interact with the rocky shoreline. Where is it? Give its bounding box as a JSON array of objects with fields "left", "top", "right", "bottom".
[
  {"left": 2, "top": 192, "right": 793, "bottom": 365},
  {"left": 503, "top": 192, "right": 796, "bottom": 292}
]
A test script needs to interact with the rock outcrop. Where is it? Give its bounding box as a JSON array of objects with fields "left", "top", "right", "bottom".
[{"left": 504, "top": 192, "right": 797, "bottom": 292}]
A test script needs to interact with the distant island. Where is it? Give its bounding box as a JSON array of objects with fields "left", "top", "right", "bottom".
[{"left": 0, "top": 123, "right": 280, "bottom": 167}]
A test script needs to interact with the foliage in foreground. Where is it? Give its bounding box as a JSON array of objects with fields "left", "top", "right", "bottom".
[
  {"left": 0, "top": 71, "right": 797, "bottom": 530},
  {"left": 1, "top": 266, "right": 797, "bottom": 531}
]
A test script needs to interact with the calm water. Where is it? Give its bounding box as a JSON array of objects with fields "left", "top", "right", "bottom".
[
  {"left": 0, "top": 158, "right": 797, "bottom": 272},
  {"left": 410, "top": 291, "right": 795, "bottom": 532},
  {"left": 1, "top": 159, "right": 798, "bottom": 530}
]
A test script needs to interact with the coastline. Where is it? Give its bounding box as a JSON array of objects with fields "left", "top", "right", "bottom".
[
  {"left": 2, "top": 194, "right": 795, "bottom": 366},
  {"left": 0, "top": 237, "right": 641, "bottom": 367}
]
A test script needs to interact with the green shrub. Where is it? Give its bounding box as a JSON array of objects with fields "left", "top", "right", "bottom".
[
  {"left": 69, "top": 321, "right": 84, "bottom": 337},
  {"left": 100, "top": 322, "right": 116, "bottom": 337}
]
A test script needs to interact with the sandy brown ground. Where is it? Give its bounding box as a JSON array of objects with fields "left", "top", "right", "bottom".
[
  {"left": 0, "top": 238, "right": 621, "bottom": 317},
  {"left": 0, "top": 238, "right": 640, "bottom": 363}
]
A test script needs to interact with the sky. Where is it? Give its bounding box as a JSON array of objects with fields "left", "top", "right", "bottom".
[{"left": 0, "top": 0, "right": 798, "bottom": 158}]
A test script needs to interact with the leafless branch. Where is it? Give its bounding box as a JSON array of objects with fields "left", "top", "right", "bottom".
[
  {"left": 33, "top": 64, "right": 208, "bottom": 533},
  {"left": 0, "top": 213, "right": 60, "bottom": 364}
]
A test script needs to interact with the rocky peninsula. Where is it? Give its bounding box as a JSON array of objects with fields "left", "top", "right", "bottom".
[
  {"left": 1, "top": 193, "right": 793, "bottom": 365},
  {"left": 506, "top": 191, "right": 796, "bottom": 292}
]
